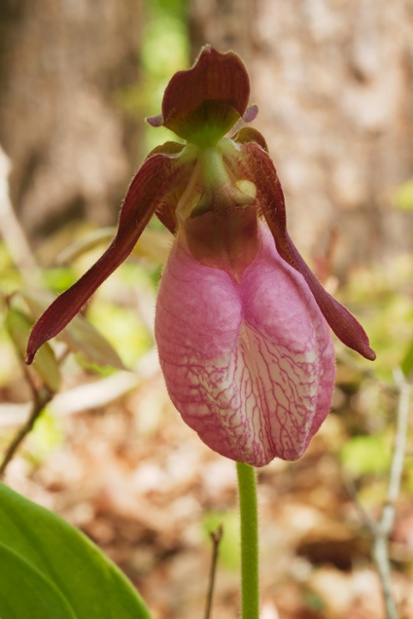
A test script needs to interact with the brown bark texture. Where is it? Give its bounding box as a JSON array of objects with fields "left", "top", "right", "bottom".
[
  {"left": 0, "top": 0, "right": 142, "bottom": 240},
  {"left": 189, "top": 0, "right": 413, "bottom": 271}
]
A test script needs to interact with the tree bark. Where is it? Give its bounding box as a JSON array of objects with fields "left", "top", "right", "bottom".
[
  {"left": 189, "top": 0, "right": 413, "bottom": 271},
  {"left": 0, "top": 0, "right": 143, "bottom": 241}
]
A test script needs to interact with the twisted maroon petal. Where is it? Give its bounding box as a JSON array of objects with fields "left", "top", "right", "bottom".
[
  {"left": 239, "top": 140, "right": 376, "bottom": 361},
  {"left": 27, "top": 151, "right": 191, "bottom": 364}
]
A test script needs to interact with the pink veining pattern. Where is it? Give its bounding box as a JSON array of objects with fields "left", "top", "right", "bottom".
[{"left": 155, "top": 224, "right": 335, "bottom": 467}]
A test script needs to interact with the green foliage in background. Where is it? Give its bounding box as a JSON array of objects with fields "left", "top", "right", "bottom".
[
  {"left": 340, "top": 434, "right": 392, "bottom": 477},
  {"left": 203, "top": 510, "right": 240, "bottom": 571},
  {"left": 335, "top": 251, "right": 413, "bottom": 508},
  {"left": 394, "top": 178, "right": 413, "bottom": 211},
  {"left": 27, "top": 411, "right": 65, "bottom": 465},
  {"left": 343, "top": 255, "right": 413, "bottom": 379},
  {"left": 88, "top": 296, "right": 151, "bottom": 368},
  {"left": 118, "top": 0, "right": 189, "bottom": 153}
]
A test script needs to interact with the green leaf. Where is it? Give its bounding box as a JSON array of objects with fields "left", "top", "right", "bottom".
[
  {"left": 0, "top": 543, "right": 76, "bottom": 619},
  {"left": 0, "top": 483, "right": 151, "bottom": 619}
]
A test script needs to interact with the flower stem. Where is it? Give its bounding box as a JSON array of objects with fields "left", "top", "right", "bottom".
[{"left": 236, "top": 461, "right": 260, "bottom": 619}]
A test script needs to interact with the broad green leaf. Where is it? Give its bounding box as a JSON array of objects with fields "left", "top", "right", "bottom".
[
  {"left": 5, "top": 306, "right": 61, "bottom": 391},
  {"left": 0, "top": 543, "right": 76, "bottom": 619},
  {"left": 0, "top": 483, "right": 151, "bottom": 619}
]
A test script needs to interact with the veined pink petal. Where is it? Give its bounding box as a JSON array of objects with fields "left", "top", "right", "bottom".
[{"left": 155, "top": 223, "right": 335, "bottom": 466}]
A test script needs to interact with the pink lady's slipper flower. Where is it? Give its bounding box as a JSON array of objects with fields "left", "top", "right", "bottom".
[{"left": 27, "top": 46, "right": 375, "bottom": 467}]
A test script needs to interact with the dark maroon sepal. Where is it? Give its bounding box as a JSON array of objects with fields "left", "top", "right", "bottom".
[{"left": 159, "top": 46, "right": 251, "bottom": 144}]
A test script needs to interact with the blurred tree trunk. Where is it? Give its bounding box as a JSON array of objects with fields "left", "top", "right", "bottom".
[
  {"left": 189, "top": 0, "right": 413, "bottom": 272},
  {"left": 0, "top": 0, "right": 143, "bottom": 241}
]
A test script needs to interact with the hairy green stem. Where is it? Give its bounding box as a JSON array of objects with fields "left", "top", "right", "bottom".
[{"left": 236, "top": 461, "right": 259, "bottom": 619}]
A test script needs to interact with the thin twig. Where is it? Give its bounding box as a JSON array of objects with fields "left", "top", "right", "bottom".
[
  {"left": 345, "top": 369, "right": 411, "bottom": 619},
  {"left": 342, "top": 474, "right": 378, "bottom": 534},
  {"left": 0, "top": 385, "right": 53, "bottom": 477},
  {"left": 0, "top": 345, "right": 55, "bottom": 477},
  {"left": 385, "top": 370, "right": 411, "bottom": 511},
  {"left": 204, "top": 525, "right": 223, "bottom": 619},
  {"left": 372, "top": 369, "right": 411, "bottom": 619}
]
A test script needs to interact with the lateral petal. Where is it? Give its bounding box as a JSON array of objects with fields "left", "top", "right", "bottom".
[
  {"left": 27, "top": 152, "right": 191, "bottom": 364},
  {"left": 239, "top": 141, "right": 376, "bottom": 361}
]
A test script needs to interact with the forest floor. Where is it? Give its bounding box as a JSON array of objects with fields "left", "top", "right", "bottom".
[{"left": 2, "top": 358, "right": 413, "bottom": 619}]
